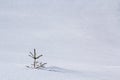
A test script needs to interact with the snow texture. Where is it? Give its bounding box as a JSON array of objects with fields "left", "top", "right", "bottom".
[{"left": 0, "top": 0, "right": 120, "bottom": 80}]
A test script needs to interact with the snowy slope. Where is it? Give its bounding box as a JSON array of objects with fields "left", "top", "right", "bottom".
[
  {"left": 0, "top": 0, "right": 120, "bottom": 80},
  {"left": 0, "top": 62, "right": 120, "bottom": 80}
]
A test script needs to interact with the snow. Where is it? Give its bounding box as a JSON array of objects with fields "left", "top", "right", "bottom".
[
  {"left": 0, "top": 62, "right": 120, "bottom": 80},
  {"left": 0, "top": 0, "right": 120, "bottom": 80}
]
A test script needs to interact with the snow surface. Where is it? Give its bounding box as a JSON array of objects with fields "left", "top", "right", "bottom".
[{"left": 0, "top": 0, "right": 120, "bottom": 80}]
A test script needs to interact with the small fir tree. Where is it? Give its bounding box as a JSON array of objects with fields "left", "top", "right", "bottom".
[{"left": 26, "top": 49, "right": 47, "bottom": 69}]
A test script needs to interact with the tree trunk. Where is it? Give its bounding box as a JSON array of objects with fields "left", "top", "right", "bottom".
[{"left": 34, "top": 59, "right": 36, "bottom": 68}]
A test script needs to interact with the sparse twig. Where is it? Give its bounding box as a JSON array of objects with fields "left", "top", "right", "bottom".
[{"left": 27, "top": 49, "right": 47, "bottom": 69}]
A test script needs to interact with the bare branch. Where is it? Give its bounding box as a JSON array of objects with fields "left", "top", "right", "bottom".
[
  {"left": 29, "top": 52, "right": 33, "bottom": 56},
  {"left": 34, "top": 49, "right": 36, "bottom": 58},
  {"left": 29, "top": 55, "right": 34, "bottom": 58},
  {"left": 36, "top": 55, "right": 43, "bottom": 59},
  {"left": 41, "top": 63, "right": 47, "bottom": 67}
]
